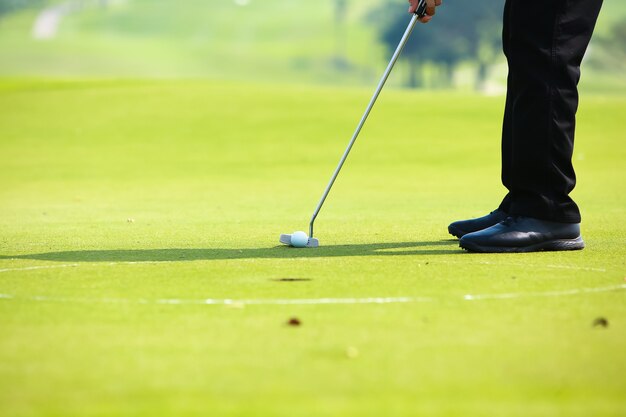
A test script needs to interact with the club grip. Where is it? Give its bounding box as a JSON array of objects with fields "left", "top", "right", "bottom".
[{"left": 414, "top": 0, "right": 428, "bottom": 18}]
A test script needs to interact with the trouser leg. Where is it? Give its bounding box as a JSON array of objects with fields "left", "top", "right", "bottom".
[
  {"left": 498, "top": 0, "right": 603, "bottom": 223},
  {"left": 499, "top": 0, "right": 514, "bottom": 213}
]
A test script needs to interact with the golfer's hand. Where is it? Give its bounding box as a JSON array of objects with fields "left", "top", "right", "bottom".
[{"left": 408, "top": 0, "right": 442, "bottom": 23}]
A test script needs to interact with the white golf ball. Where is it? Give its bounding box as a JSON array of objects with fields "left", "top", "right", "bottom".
[{"left": 291, "top": 231, "right": 309, "bottom": 248}]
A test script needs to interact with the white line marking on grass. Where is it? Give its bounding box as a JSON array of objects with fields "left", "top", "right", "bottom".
[
  {"left": 0, "top": 262, "right": 184, "bottom": 274},
  {"left": 232, "top": 297, "right": 428, "bottom": 305},
  {"left": 438, "top": 259, "right": 607, "bottom": 273},
  {"left": 0, "top": 295, "right": 433, "bottom": 306},
  {"left": 0, "top": 264, "right": 80, "bottom": 273},
  {"left": 463, "top": 284, "right": 626, "bottom": 301},
  {"left": 0, "top": 259, "right": 617, "bottom": 307},
  {"left": 543, "top": 264, "right": 606, "bottom": 273},
  {"left": 1, "top": 285, "right": 624, "bottom": 307},
  {"left": 0, "top": 259, "right": 608, "bottom": 275}
]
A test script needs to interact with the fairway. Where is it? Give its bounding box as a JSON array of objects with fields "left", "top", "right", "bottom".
[{"left": 1, "top": 79, "right": 625, "bottom": 416}]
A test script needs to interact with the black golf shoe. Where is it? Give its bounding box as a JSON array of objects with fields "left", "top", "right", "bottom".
[
  {"left": 448, "top": 209, "right": 509, "bottom": 238},
  {"left": 459, "top": 216, "right": 584, "bottom": 253}
]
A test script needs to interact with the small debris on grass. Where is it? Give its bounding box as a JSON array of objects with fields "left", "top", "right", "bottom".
[
  {"left": 287, "top": 317, "right": 301, "bottom": 326},
  {"left": 127, "top": 218, "right": 135, "bottom": 223},
  {"left": 272, "top": 278, "right": 312, "bottom": 282},
  {"left": 592, "top": 317, "right": 609, "bottom": 328},
  {"left": 345, "top": 346, "right": 359, "bottom": 359}
]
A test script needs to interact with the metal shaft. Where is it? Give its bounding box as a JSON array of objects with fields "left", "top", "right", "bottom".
[{"left": 309, "top": 14, "right": 420, "bottom": 238}]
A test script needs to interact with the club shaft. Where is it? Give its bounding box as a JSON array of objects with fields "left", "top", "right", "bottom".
[{"left": 308, "top": 14, "right": 420, "bottom": 238}]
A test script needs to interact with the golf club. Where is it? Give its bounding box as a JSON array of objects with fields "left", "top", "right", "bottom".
[{"left": 280, "top": 0, "right": 428, "bottom": 248}]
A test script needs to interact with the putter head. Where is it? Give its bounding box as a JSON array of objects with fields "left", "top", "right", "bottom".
[
  {"left": 307, "top": 237, "right": 320, "bottom": 248},
  {"left": 279, "top": 234, "right": 319, "bottom": 248}
]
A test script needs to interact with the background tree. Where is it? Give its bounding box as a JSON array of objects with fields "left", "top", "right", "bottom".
[
  {"left": 590, "top": 17, "right": 626, "bottom": 72},
  {"left": 0, "top": 0, "right": 45, "bottom": 17},
  {"left": 333, "top": 0, "right": 349, "bottom": 70},
  {"left": 369, "top": 0, "right": 503, "bottom": 89}
]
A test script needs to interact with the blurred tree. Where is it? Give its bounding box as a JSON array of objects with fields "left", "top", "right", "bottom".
[
  {"left": 333, "top": 0, "right": 349, "bottom": 70},
  {"left": 0, "top": 0, "right": 45, "bottom": 17},
  {"left": 369, "top": 0, "right": 503, "bottom": 89},
  {"left": 591, "top": 18, "right": 626, "bottom": 71}
]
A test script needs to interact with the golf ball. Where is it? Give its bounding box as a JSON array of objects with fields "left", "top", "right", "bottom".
[{"left": 291, "top": 231, "right": 309, "bottom": 248}]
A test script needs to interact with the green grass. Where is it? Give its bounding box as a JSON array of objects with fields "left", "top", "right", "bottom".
[
  {"left": 0, "top": 0, "right": 388, "bottom": 83},
  {"left": 0, "top": 78, "right": 625, "bottom": 417}
]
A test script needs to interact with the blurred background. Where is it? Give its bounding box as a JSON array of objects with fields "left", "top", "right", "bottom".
[{"left": 0, "top": 0, "right": 625, "bottom": 92}]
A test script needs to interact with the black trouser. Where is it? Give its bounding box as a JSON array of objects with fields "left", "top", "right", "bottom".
[{"left": 498, "top": 0, "right": 603, "bottom": 223}]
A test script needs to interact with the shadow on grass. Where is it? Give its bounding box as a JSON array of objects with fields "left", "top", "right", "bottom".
[{"left": 1, "top": 241, "right": 462, "bottom": 263}]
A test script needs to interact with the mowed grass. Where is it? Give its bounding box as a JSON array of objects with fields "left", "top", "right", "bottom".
[
  {"left": 0, "top": 0, "right": 387, "bottom": 84},
  {"left": 0, "top": 79, "right": 625, "bottom": 417}
]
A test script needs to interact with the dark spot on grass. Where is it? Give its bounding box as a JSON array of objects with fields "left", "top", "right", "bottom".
[
  {"left": 592, "top": 317, "right": 609, "bottom": 328},
  {"left": 287, "top": 317, "right": 301, "bottom": 326},
  {"left": 272, "top": 278, "right": 312, "bottom": 282}
]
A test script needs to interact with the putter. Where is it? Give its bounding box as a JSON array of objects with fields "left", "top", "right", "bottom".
[{"left": 280, "top": 0, "right": 428, "bottom": 248}]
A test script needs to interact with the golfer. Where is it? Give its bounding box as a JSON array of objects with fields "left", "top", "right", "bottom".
[{"left": 409, "top": 0, "right": 604, "bottom": 252}]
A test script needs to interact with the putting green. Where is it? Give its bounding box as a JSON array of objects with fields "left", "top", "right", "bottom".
[{"left": 0, "top": 79, "right": 625, "bottom": 417}]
